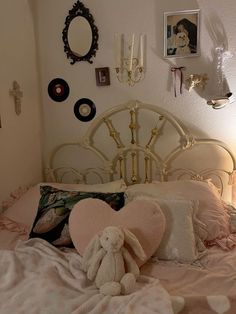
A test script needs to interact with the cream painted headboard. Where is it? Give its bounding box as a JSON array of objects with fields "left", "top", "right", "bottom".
[{"left": 45, "top": 100, "right": 236, "bottom": 201}]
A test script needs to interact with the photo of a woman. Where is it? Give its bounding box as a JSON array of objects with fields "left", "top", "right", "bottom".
[{"left": 164, "top": 10, "right": 200, "bottom": 58}]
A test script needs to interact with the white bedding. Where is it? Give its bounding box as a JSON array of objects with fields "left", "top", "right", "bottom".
[{"left": 0, "top": 238, "right": 173, "bottom": 314}]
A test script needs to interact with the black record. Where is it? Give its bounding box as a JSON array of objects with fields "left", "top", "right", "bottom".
[
  {"left": 74, "top": 98, "right": 96, "bottom": 122},
  {"left": 48, "top": 78, "right": 70, "bottom": 102}
]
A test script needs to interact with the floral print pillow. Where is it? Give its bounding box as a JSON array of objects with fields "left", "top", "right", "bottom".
[{"left": 29, "top": 186, "right": 125, "bottom": 248}]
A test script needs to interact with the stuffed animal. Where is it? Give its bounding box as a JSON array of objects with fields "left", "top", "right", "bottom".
[{"left": 81, "top": 226, "right": 146, "bottom": 296}]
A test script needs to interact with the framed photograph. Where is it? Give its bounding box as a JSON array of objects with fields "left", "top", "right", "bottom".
[
  {"left": 164, "top": 9, "right": 200, "bottom": 58},
  {"left": 95, "top": 67, "right": 110, "bottom": 86}
]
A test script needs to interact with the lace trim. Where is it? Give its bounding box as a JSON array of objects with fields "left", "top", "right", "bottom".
[
  {"left": 0, "top": 215, "right": 29, "bottom": 235},
  {"left": 1, "top": 185, "right": 30, "bottom": 211},
  {"left": 149, "top": 256, "right": 205, "bottom": 269},
  {"left": 204, "top": 233, "right": 236, "bottom": 251}
]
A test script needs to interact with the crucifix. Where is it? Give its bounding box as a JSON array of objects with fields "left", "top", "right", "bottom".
[{"left": 9, "top": 81, "right": 23, "bottom": 115}]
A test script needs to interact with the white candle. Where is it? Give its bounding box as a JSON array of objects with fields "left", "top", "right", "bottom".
[
  {"left": 140, "top": 34, "right": 144, "bottom": 67},
  {"left": 129, "top": 34, "right": 135, "bottom": 71},
  {"left": 115, "top": 33, "right": 121, "bottom": 68},
  {"left": 120, "top": 33, "right": 125, "bottom": 70}
]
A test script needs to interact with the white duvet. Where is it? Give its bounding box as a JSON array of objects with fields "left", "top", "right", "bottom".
[{"left": 0, "top": 239, "right": 173, "bottom": 314}]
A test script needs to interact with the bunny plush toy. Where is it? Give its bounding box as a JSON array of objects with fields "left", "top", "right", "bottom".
[{"left": 81, "top": 226, "right": 146, "bottom": 296}]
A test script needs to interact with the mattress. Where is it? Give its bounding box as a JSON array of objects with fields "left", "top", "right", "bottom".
[{"left": 141, "top": 247, "right": 236, "bottom": 313}]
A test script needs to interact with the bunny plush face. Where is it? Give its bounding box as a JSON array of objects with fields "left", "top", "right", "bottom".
[{"left": 100, "top": 226, "right": 125, "bottom": 252}]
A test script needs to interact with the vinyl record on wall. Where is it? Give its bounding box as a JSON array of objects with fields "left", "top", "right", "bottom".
[
  {"left": 74, "top": 98, "right": 96, "bottom": 122},
  {"left": 48, "top": 78, "right": 70, "bottom": 102}
]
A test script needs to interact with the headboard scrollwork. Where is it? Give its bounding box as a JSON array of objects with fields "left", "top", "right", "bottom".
[{"left": 46, "top": 100, "right": 236, "bottom": 200}]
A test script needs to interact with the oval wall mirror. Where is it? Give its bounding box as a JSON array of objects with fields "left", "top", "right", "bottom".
[
  {"left": 62, "top": 0, "right": 99, "bottom": 64},
  {"left": 68, "top": 16, "right": 93, "bottom": 57}
]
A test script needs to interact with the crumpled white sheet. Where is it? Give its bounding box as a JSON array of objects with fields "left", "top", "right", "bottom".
[{"left": 0, "top": 239, "right": 173, "bottom": 314}]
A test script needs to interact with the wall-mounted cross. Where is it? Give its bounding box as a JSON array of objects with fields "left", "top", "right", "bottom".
[{"left": 9, "top": 81, "right": 23, "bottom": 115}]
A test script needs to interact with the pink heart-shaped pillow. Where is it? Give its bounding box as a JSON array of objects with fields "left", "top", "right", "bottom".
[{"left": 69, "top": 199, "right": 166, "bottom": 266}]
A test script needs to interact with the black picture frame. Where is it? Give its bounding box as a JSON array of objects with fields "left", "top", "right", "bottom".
[
  {"left": 62, "top": 0, "right": 99, "bottom": 64},
  {"left": 95, "top": 67, "right": 110, "bottom": 86}
]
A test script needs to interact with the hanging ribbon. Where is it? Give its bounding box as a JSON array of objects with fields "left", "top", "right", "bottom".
[{"left": 171, "top": 66, "right": 186, "bottom": 97}]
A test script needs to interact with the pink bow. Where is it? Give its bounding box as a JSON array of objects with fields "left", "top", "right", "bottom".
[{"left": 171, "top": 66, "right": 186, "bottom": 97}]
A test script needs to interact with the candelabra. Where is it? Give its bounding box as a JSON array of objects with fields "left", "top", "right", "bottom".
[
  {"left": 207, "top": 47, "right": 234, "bottom": 109},
  {"left": 114, "top": 34, "right": 145, "bottom": 87}
]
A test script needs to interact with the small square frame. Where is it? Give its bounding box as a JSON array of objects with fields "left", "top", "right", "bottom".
[
  {"left": 95, "top": 67, "right": 110, "bottom": 86},
  {"left": 164, "top": 9, "right": 200, "bottom": 58}
]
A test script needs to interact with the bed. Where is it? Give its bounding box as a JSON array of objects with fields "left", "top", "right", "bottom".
[{"left": 1, "top": 100, "right": 236, "bottom": 314}]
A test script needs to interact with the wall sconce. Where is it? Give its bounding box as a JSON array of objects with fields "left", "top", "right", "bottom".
[
  {"left": 207, "top": 92, "right": 234, "bottom": 109},
  {"left": 114, "top": 33, "right": 145, "bottom": 87}
]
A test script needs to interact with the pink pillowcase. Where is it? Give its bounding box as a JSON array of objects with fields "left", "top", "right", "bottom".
[
  {"left": 0, "top": 180, "right": 127, "bottom": 250},
  {"left": 126, "top": 180, "right": 233, "bottom": 250},
  {"left": 0, "top": 185, "right": 40, "bottom": 249},
  {"left": 1, "top": 185, "right": 40, "bottom": 228}
]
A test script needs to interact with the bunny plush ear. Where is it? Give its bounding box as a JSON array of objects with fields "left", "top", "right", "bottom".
[
  {"left": 123, "top": 228, "right": 146, "bottom": 261},
  {"left": 81, "top": 234, "right": 101, "bottom": 272}
]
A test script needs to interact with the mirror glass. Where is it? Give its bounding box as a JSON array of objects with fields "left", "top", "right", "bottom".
[
  {"left": 68, "top": 16, "right": 92, "bottom": 57},
  {"left": 62, "top": 0, "right": 99, "bottom": 64}
]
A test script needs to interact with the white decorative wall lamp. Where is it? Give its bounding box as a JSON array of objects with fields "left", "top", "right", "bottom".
[
  {"left": 114, "top": 34, "right": 145, "bottom": 87},
  {"left": 207, "top": 47, "right": 234, "bottom": 109}
]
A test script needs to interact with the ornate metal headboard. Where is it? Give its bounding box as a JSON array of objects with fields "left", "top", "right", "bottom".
[{"left": 45, "top": 100, "right": 236, "bottom": 200}]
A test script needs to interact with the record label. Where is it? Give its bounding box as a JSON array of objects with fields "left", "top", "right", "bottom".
[
  {"left": 74, "top": 98, "right": 96, "bottom": 122},
  {"left": 48, "top": 78, "right": 70, "bottom": 102}
]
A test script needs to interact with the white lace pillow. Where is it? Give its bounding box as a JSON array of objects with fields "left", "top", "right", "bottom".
[
  {"left": 125, "top": 180, "right": 230, "bottom": 249},
  {"left": 154, "top": 200, "right": 200, "bottom": 262},
  {"left": 132, "top": 196, "right": 201, "bottom": 263},
  {"left": 226, "top": 204, "right": 236, "bottom": 233}
]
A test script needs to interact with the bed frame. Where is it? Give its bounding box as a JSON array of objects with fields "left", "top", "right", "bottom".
[{"left": 45, "top": 100, "right": 236, "bottom": 199}]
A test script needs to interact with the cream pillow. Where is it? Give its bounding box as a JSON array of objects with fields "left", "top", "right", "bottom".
[
  {"left": 133, "top": 195, "right": 200, "bottom": 263},
  {"left": 154, "top": 200, "right": 199, "bottom": 262},
  {"left": 226, "top": 204, "right": 236, "bottom": 233},
  {"left": 125, "top": 180, "right": 230, "bottom": 249},
  {"left": 43, "top": 179, "right": 127, "bottom": 193}
]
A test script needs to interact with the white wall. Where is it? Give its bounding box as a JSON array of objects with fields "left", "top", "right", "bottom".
[
  {"left": 35, "top": 0, "right": 236, "bottom": 168},
  {"left": 0, "top": 0, "right": 42, "bottom": 206}
]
